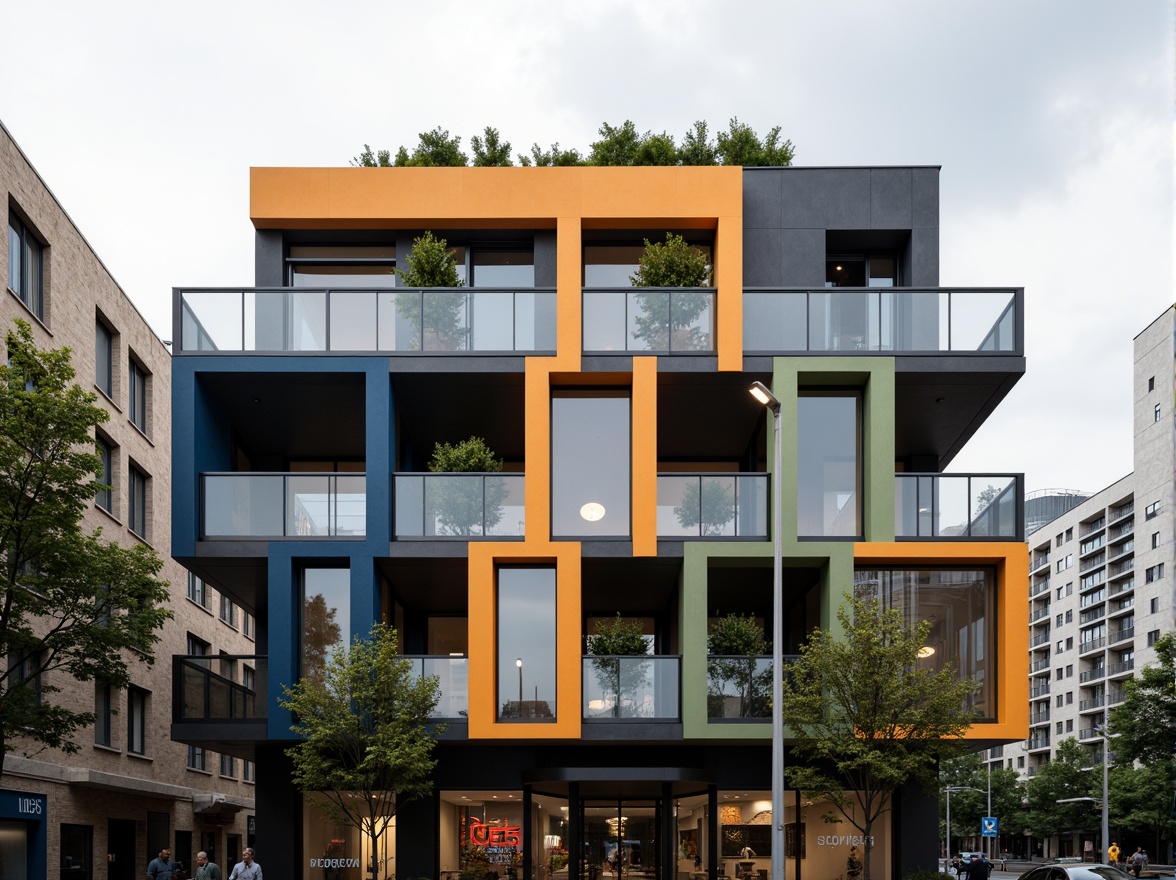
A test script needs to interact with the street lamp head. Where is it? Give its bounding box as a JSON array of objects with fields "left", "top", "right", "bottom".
[
  {"left": 516, "top": 658, "right": 523, "bottom": 668},
  {"left": 749, "top": 381, "right": 781, "bottom": 413}
]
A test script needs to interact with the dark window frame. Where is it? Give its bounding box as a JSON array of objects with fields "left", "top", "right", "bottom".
[
  {"left": 129, "top": 357, "right": 148, "bottom": 434},
  {"left": 8, "top": 211, "right": 44, "bottom": 319},
  {"left": 128, "top": 464, "right": 148, "bottom": 538},
  {"left": 95, "top": 319, "right": 113, "bottom": 398},
  {"left": 798, "top": 389, "right": 863, "bottom": 540},
  {"left": 94, "top": 681, "right": 112, "bottom": 746},
  {"left": 95, "top": 434, "right": 113, "bottom": 514},
  {"left": 127, "top": 686, "right": 147, "bottom": 755}
]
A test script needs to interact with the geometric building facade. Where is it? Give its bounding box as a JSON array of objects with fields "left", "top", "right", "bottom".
[{"left": 170, "top": 164, "right": 1030, "bottom": 880}]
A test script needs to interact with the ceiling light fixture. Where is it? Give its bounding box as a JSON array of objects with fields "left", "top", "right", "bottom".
[
  {"left": 918, "top": 646, "right": 936, "bottom": 658},
  {"left": 580, "top": 502, "right": 606, "bottom": 521}
]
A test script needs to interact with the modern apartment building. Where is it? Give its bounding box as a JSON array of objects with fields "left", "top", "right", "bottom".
[
  {"left": 986, "top": 306, "right": 1175, "bottom": 854},
  {"left": 1, "top": 121, "right": 254, "bottom": 878},
  {"left": 170, "top": 163, "right": 1030, "bottom": 880}
]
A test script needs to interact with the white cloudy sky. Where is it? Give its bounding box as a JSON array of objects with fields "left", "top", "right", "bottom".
[{"left": 2, "top": 0, "right": 1172, "bottom": 494}]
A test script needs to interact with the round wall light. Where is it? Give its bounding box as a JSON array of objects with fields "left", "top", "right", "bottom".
[{"left": 580, "top": 502, "right": 606, "bottom": 521}]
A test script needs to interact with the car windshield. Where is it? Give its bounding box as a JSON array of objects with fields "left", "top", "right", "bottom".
[{"left": 1070, "top": 868, "right": 1136, "bottom": 880}]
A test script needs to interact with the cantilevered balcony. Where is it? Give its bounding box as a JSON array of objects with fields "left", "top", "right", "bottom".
[
  {"left": 895, "top": 473, "right": 1023, "bottom": 540},
  {"left": 393, "top": 474, "right": 525, "bottom": 538},
  {"left": 743, "top": 288, "right": 1021, "bottom": 354},
  {"left": 656, "top": 474, "right": 767, "bottom": 538},
  {"left": 178, "top": 288, "right": 556, "bottom": 353},
  {"left": 202, "top": 473, "right": 365, "bottom": 538},
  {"left": 582, "top": 289, "right": 715, "bottom": 353},
  {"left": 171, "top": 655, "right": 267, "bottom": 758},
  {"left": 582, "top": 656, "right": 680, "bottom": 721}
]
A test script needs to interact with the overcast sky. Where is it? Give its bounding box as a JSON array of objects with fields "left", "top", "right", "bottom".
[{"left": 2, "top": 0, "right": 1172, "bottom": 494}]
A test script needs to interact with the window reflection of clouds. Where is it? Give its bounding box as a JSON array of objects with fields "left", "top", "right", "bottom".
[
  {"left": 498, "top": 568, "right": 556, "bottom": 718},
  {"left": 797, "top": 395, "right": 859, "bottom": 537},
  {"left": 552, "top": 396, "right": 630, "bottom": 537}
]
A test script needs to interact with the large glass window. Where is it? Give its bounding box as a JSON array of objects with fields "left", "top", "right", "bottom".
[
  {"left": 94, "top": 683, "right": 111, "bottom": 746},
  {"left": 797, "top": 394, "right": 860, "bottom": 537},
  {"left": 825, "top": 254, "right": 897, "bottom": 287},
  {"left": 302, "top": 567, "right": 351, "bottom": 683},
  {"left": 471, "top": 249, "right": 535, "bottom": 287},
  {"left": 128, "top": 465, "right": 148, "bottom": 538},
  {"left": 497, "top": 567, "right": 556, "bottom": 720},
  {"left": 8, "top": 214, "right": 43, "bottom": 319},
  {"left": 302, "top": 798, "right": 394, "bottom": 880},
  {"left": 128, "top": 686, "right": 147, "bottom": 754},
  {"left": 95, "top": 436, "right": 113, "bottom": 513},
  {"left": 289, "top": 245, "right": 396, "bottom": 288},
  {"left": 552, "top": 393, "right": 630, "bottom": 537},
  {"left": 855, "top": 567, "right": 994, "bottom": 717}
]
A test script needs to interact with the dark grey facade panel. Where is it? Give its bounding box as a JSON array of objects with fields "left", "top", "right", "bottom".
[
  {"left": 779, "top": 168, "right": 872, "bottom": 229},
  {"left": 779, "top": 228, "right": 826, "bottom": 286},
  {"left": 911, "top": 167, "right": 940, "bottom": 228},
  {"left": 869, "top": 168, "right": 914, "bottom": 229},
  {"left": 535, "top": 229, "right": 557, "bottom": 287},
  {"left": 742, "top": 170, "right": 783, "bottom": 229},
  {"left": 254, "top": 230, "right": 284, "bottom": 287},
  {"left": 741, "top": 227, "right": 785, "bottom": 286},
  {"left": 909, "top": 226, "right": 940, "bottom": 287}
]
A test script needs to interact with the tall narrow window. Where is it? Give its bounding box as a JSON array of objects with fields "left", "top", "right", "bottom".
[
  {"left": 96, "top": 435, "right": 113, "bottom": 513},
  {"left": 497, "top": 567, "right": 556, "bottom": 720},
  {"left": 220, "top": 594, "right": 237, "bottom": 628},
  {"left": 187, "top": 745, "right": 206, "bottom": 771},
  {"left": 187, "top": 572, "right": 207, "bottom": 608},
  {"left": 128, "top": 465, "right": 148, "bottom": 537},
  {"left": 8, "top": 214, "right": 43, "bottom": 319},
  {"left": 797, "top": 393, "right": 860, "bottom": 537},
  {"left": 552, "top": 392, "right": 630, "bottom": 537},
  {"left": 94, "top": 682, "right": 112, "bottom": 746},
  {"left": 220, "top": 754, "right": 236, "bottom": 778},
  {"left": 128, "top": 687, "right": 147, "bottom": 755},
  {"left": 96, "top": 321, "right": 113, "bottom": 397},
  {"left": 301, "top": 567, "right": 350, "bottom": 683},
  {"left": 129, "top": 359, "right": 147, "bottom": 433},
  {"left": 61, "top": 824, "right": 93, "bottom": 880},
  {"left": 8, "top": 651, "right": 42, "bottom": 705}
]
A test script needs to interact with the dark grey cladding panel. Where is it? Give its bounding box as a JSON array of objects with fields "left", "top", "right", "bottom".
[
  {"left": 742, "top": 227, "right": 784, "bottom": 285},
  {"left": 535, "top": 230, "right": 557, "bottom": 287},
  {"left": 742, "top": 170, "right": 782, "bottom": 229},
  {"left": 780, "top": 228, "right": 826, "bottom": 286},
  {"left": 255, "top": 230, "right": 285, "bottom": 287},
  {"left": 911, "top": 167, "right": 940, "bottom": 228},
  {"left": 870, "top": 168, "right": 914, "bottom": 229},
  {"left": 909, "top": 226, "right": 939, "bottom": 287},
  {"left": 780, "top": 168, "right": 872, "bottom": 229}
]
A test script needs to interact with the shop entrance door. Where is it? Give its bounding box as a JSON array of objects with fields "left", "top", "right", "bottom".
[
  {"left": 107, "top": 819, "right": 136, "bottom": 880},
  {"left": 581, "top": 801, "right": 660, "bottom": 880}
]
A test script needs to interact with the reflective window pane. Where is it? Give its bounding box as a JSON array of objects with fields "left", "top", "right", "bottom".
[
  {"left": 797, "top": 396, "right": 859, "bottom": 537},
  {"left": 472, "top": 250, "right": 535, "bottom": 288},
  {"left": 552, "top": 395, "right": 630, "bottom": 537},
  {"left": 378, "top": 291, "right": 423, "bottom": 351},
  {"left": 302, "top": 567, "right": 350, "bottom": 683},
  {"left": 583, "top": 292, "right": 627, "bottom": 351},
  {"left": 627, "top": 290, "right": 669, "bottom": 351},
  {"left": 743, "top": 292, "right": 807, "bottom": 351},
  {"left": 498, "top": 567, "right": 556, "bottom": 720},
  {"left": 809, "top": 292, "right": 879, "bottom": 351},
  {"left": 329, "top": 292, "right": 378, "bottom": 350},
  {"left": 469, "top": 291, "right": 514, "bottom": 350}
]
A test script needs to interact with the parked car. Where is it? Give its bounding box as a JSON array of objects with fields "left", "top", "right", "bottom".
[{"left": 1017, "top": 864, "right": 1136, "bottom": 880}]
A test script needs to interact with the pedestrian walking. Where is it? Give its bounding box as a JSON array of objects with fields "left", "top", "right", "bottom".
[
  {"left": 228, "top": 849, "right": 262, "bottom": 880},
  {"left": 195, "top": 852, "right": 221, "bottom": 880},
  {"left": 148, "top": 850, "right": 178, "bottom": 880}
]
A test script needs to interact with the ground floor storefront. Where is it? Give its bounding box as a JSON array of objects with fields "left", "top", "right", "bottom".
[{"left": 255, "top": 743, "right": 938, "bottom": 880}]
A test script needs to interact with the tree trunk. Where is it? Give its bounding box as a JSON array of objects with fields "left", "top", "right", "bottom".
[{"left": 862, "top": 818, "right": 873, "bottom": 880}]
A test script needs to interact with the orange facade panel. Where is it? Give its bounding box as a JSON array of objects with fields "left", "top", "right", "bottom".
[{"left": 853, "top": 542, "right": 1030, "bottom": 743}]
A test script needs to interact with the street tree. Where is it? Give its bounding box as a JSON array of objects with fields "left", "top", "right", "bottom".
[
  {"left": 1108, "top": 762, "right": 1176, "bottom": 856},
  {"left": 280, "top": 623, "right": 442, "bottom": 880},
  {"left": 938, "top": 753, "right": 1026, "bottom": 848},
  {"left": 1110, "top": 633, "right": 1176, "bottom": 768},
  {"left": 779, "top": 593, "right": 977, "bottom": 880},
  {"left": 0, "top": 320, "right": 170, "bottom": 777},
  {"left": 1024, "top": 738, "right": 1097, "bottom": 843}
]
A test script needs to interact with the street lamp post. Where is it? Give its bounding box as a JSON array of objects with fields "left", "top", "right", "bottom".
[
  {"left": 749, "top": 381, "right": 784, "bottom": 880},
  {"left": 516, "top": 657, "right": 523, "bottom": 705},
  {"left": 945, "top": 786, "right": 983, "bottom": 865}
]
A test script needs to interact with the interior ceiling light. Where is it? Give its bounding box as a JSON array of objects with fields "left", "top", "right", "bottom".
[
  {"left": 580, "top": 502, "right": 606, "bottom": 521},
  {"left": 918, "top": 646, "right": 936, "bottom": 658}
]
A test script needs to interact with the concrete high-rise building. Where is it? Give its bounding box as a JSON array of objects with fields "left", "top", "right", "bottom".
[
  {"left": 1, "top": 120, "right": 254, "bottom": 876},
  {"left": 985, "top": 305, "right": 1176, "bottom": 857}
]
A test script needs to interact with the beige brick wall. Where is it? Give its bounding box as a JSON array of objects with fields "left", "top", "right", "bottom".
[{"left": 1, "top": 122, "right": 254, "bottom": 869}]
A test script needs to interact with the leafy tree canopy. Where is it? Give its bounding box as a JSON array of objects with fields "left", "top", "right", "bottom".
[
  {"left": 586, "top": 614, "right": 648, "bottom": 656},
  {"left": 779, "top": 593, "right": 976, "bottom": 880},
  {"left": 707, "top": 614, "right": 767, "bottom": 655},
  {"left": 428, "top": 436, "right": 502, "bottom": 473},
  {"left": 1024, "top": 738, "right": 1098, "bottom": 839},
  {"left": 396, "top": 231, "right": 463, "bottom": 288},
  {"left": 1110, "top": 632, "right": 1176, "bottom": 768},
  {"left": 1108, "top": 761, "right": 1176, "bottom": 845},
  {"left": 280, "top": 623, "right": 442, "bottom": 880},
  {"left": 394, "top": 127, "right": 469, "bottom": 167},
  {"left": 353, "top": 119, "right": 795, "bottom": 168},
  {"left": 631, "top": 233, "right": 711, "bottom": 288},
  {"left": 470, "top": 127, "right": 513, "bottom": 167},
  {"left": 0, "top": 321, "right": 170, "bottom": 776}
]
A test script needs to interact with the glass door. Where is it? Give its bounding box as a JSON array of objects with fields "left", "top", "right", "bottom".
[{"left": 581, "top": 801, "right": 659, "bottom": 880}]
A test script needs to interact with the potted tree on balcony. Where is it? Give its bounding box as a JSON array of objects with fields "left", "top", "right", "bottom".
[
  {"left": 706, "top": 614, "right": 771, "bottom": 718},
  {"left": 673, "top": 477, "right": 737, "bottom": 536},
  {"left": 427, "top": 436, "right": 508, "bottom": 536},
  {"left": 629, "top": 233, "right": 713, "bottom": 351},
  {"left": 395, "top": 231, "right": 466, "bottom": 350},
  {"left": 586, "top": 614, "right": 651, "bottom": 718}
]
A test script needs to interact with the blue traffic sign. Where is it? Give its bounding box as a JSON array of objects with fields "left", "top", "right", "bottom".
[{"left": 981, "top": 817, "right": 998, "bottom": 838}]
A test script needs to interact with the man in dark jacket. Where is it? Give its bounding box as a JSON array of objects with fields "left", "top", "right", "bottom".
[{"left": 148, "top": 850, "right": 177, "bottom": 880}]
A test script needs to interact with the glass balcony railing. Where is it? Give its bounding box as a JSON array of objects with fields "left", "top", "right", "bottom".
[
  {"left": 582, "top": 656, "right": 680, "bottom": 720},
  {"left": 706, "top": 655, "right": 800, "bottom": 720},
  {"left": 179, "top": 288, "right": 557, "bottom": 353},
  {"left": 202, "top": 473, "right": 365, "bottom": 538},
  {"left": 405, "top": 655, "right": 468, "bottom": 719},
  {"left": 895, "top": 473, "right": 1022, "bottom": 540},
  {"left": 743, "top": 288, "right": 1020, "bottom": 354},
  {"left": 173, "top": 655, "right": 266, "bottom": 722},
  {"left": 656, "top": 474, "right": 768, "bottom": 538},
  {"left": 582, "top": 288, "right": 715, "bottom": 353},
  {"left": 394, "top": 474, "right": 525, "bottom": 538}
]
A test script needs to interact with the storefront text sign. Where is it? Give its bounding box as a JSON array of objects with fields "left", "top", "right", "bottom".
[{"left": 816, "top": 836, "right": 874, "bottom": 847}]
